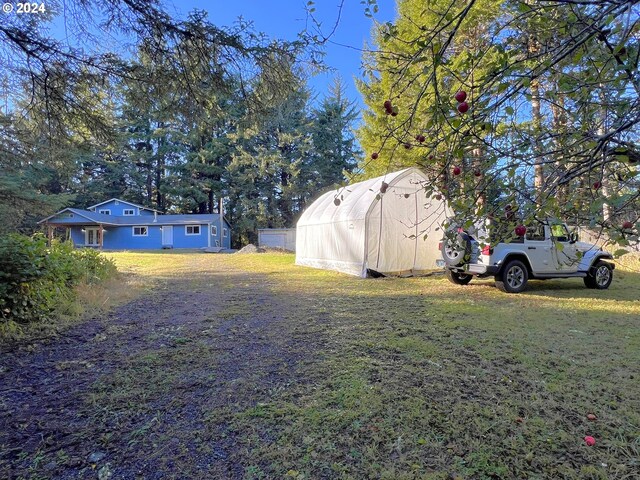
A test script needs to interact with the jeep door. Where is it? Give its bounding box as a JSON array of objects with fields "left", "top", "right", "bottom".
[
  {"left": 549, "top": 223, "right": 579, "bottom": 272},
  {"left": 524, "top": 224, "right": 556, "bottom": 274}
]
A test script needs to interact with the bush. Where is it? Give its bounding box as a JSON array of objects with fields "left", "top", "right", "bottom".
[{"left": 0, "top": 234, "right": 117, "bottom": 325}]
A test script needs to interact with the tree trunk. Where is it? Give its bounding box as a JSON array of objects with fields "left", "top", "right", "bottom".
[{"left": 531, "top": 78, "right": 544, "bottom": 194}]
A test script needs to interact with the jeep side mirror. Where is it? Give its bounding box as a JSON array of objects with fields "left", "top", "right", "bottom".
[{"left": 569, "top": 231, "right": 578, "bottom": 244}]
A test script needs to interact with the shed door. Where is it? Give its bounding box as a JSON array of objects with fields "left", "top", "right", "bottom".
[{"left": 162, "top": 226, "right": 173, "bottom": 246}]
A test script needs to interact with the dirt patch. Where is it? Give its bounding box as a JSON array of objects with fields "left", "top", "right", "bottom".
[{"left": 0, "top": 269, "right": 323, "bottom": 479}]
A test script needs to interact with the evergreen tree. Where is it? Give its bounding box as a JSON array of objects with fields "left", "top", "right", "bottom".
[{"left": 305, "top": 78, "right": 360, "bottom": 200}]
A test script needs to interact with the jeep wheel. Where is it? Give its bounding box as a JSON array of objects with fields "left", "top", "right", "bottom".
[
  {"left": 584, "top": 261, "right": 613, "bottom": 289},
  {"left": 441, "top": 228, "right": 470, "bottom": 267},
  {"left": 446, "top": 269, "right": 473, "bottom": 285},
  {"left": 495, "top": 259, "right": 528, "bottom": 293}
]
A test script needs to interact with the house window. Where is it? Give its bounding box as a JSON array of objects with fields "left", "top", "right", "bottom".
[
  {"left": 132, "top": 226, "right": 148, "bottom": 236},
  {"left": 99, "top": 209, "right": 111, "bottom": 215},
  {"left": 186, "top": 225, "right": 201, "bottom": 235},
  {"left": 123, "top": 209, "right": 135, "bottom": 216},
  {"left": 223, "top": 228, "right": 228, "bottom": 238},
  {"left": 66, "top": 213, "right": 74, "bottom": 218},
  {"left": 211, "top": 226, "right": 218, "bottom": 236},
  {"left": 114, "top": 200, "right": 120, "bottom": 205}
]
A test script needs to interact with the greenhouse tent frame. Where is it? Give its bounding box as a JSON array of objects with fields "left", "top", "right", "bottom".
[{"left": 295, "top": 168, "right": 452, "bottom": 277}]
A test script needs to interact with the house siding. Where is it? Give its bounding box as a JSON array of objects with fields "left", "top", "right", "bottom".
[
  {"left": 70, "top": 225, "right": 162, "bottom": 249},
  {"left": 91, "top": 200, "right": 154, "bottom": 217},
  {"left": 171, "top": 224, "right": 209, "bottom": 249},
  {"left": 210, "top": 223, "right": 231, "bottom": 249},
  {"left": 69, "top": 223, "right": 232, "bottom": 249}
]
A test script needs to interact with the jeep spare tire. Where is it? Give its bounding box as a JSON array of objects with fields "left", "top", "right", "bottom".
[{"left": 441, "top": 226, "right": 471, "bottom": 267}]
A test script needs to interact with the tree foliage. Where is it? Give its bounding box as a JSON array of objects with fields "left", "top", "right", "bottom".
[
  {"left": 0, "top": 4, "right": 360, "bottom": 245},
  {"left": 358, "top": 0, "right": 639, "bottom": 248}
]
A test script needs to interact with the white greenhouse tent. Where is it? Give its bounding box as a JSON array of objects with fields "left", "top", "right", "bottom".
[{"left": 296, "top": 167, "right": 451, "bottom": 277}]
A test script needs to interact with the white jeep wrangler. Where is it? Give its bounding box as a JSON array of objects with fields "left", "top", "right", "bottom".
[{"left": 440, "top": 220, "right": 615, "bottom": 293}]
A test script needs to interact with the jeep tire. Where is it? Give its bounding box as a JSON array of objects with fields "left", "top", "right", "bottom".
[
  {"left": 495, "top": 259, "right": 529, "bottom": 293},
  {"left": 441, "top": 228, "right": 471, "bottom": 267},
  {"left": 584, "top": 260, "right": 613, "bottom": 289},
  {"left": 445, "top": 269, "right": 473, "bottom": 285}
]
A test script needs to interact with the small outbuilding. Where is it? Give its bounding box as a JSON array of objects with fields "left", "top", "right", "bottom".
[
  {"left": 295, "top": 168, "right": 451, "bottom": 277},
  {"left": 258, "top": 228, "right": 296, "bottom": 251}
]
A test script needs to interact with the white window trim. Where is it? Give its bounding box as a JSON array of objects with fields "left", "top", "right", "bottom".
[
  {"left": 223, "top": 228, "right": 228, "bottom": 238},
  {"left": 185, "top": 225, "right": 201, "bottom": 236},
  {"left": 123, "top": 209, "right": 135, "bottom": 216},
  {"left": 132, "top": 226, "right": 148, "bottom": 237},
  {"left": 99, "top": 209, "right": 111, "bottom": 215},
  {"left": 211, "top": 225, "right": 218, "bottom": 236}
]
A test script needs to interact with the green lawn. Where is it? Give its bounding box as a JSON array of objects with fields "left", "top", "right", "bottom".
[
  {"left": 103, "top": 251, "right": 640, "bottom": 480},
  {"left": 3, "top": 251, "right": 638, "bottom": 479}
]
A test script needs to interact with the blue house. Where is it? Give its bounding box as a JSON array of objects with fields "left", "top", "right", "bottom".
[{"left": 39, "top": 198, "right": 232, "bottom": 250}]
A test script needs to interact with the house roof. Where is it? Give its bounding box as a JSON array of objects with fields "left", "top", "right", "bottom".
[
  {"left": 40, "top": 209, "right": 231, "bottom": 227},
  {"left": 38, "top": 208, "right": 120, "bottom": 225},
  {"left": 87, "top": 198, "right": 161, "bottom": 213}
]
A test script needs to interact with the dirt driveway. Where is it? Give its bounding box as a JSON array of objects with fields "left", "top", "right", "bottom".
[
  {"left": 1, "top": 252, "right": 639, "bottom": 479},
  {"left": 1, "top": 258, "right": 323, "bottom": 479}
]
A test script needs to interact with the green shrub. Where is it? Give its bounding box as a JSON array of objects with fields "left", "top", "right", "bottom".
[{"left": 0, "top": 234, "right": 117, "bottom": 325}]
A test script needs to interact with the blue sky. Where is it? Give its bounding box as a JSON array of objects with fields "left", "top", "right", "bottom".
[
  {"left": 167, "top": 0, "right": 396, "bottom": 106},
  {"left": 44, "top": 1, "right": 395, "bottom": 109}
]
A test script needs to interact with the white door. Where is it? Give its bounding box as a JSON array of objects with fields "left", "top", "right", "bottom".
[
  {"left": 524, "top": 224, "right": 555, "bottom": 273},
  {"left": 85, "top": 227, "right": 99, "bottom": 246},
  {"left": 549, "top": 223, "right": 578, "bottom": 272},
  {"left": 162, "top": 226, "right": 173, "bottom": 247}
]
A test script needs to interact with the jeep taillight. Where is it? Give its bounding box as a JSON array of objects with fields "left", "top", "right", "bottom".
[
  {"left": 438, "top": 242, "right": 443, "bottom": 251},
  {"left": 481, "top": 245, "right": 492, "bottom": 255}
]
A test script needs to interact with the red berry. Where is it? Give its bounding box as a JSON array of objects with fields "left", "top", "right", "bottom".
[
  {"left": 371, "top": 152, "right": 379, "bottom": 160},
  {"left": 587, "top": 413, "right": 597, "bottom": 421},
  {"left": 593, "top": 181, "right": 601, "bottom": 190},
  {"left": 428, "top": 154, "right": 434, "bottom": 160},
  {"left": 584, "top": 436, "right": 596, "bottom": 447},
  {"left": 434, "top": 194, "right": 442, "bottom": 201},
  {"left": 415, "top": 134, "right": 426, "bottom": 143},
  {"left": 383, "top": 100, "right": 392, "bottom": 110},
  {"left": 457, "top": 102, "right": 469, "bottom": 114},
  {"left": 333, "top": 198, "right": 341, "bottom": 206},
  {"left": 455, "top": 90, "right": 467, "bottom": 103},
  {"left": 452, "top": 166, "right": 461, "bottom": 176},
  {"left": 622, "top": 221, "right": 634, "bottom": 229},
  {"left": 515, "top": 225, "right": 526, "bottom": 237},
  {"left": 474, "top": 171, "right": 482, "bottom": 177},
  {"left": 404, "top": 143, "right": 412, "bottom": 149},
  {"left": 380, "top": 182, "right": 389, "bottom": 194}
]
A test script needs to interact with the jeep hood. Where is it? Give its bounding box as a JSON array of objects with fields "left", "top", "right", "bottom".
[{"left": 575, "top": 241, "right": 602, "bottom": 253}]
